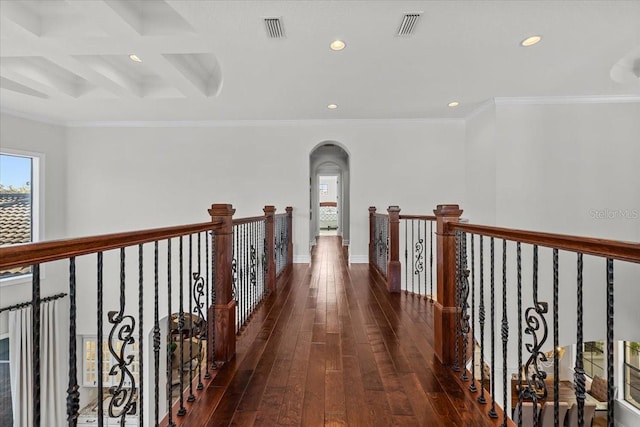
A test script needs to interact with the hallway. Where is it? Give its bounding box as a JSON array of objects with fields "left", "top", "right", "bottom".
[{"left": 188, "top": 236, "right": 493, "bottom": 426}]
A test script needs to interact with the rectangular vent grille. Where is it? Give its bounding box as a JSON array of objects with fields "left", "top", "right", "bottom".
[
  {"left": 397, "top": 13, "right": 421, "bottom": 36},
  {"left": 264, "top": 18, "right": 285, "bottom": 38}
]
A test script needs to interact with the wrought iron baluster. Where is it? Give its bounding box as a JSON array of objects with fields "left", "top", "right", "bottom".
[
  {"left": 411, "top": 219, "right": 416, "bottom": 294},
  {"left": 139, "top": 244, "right": 145, "bottom": 427},
  {"left": 211, "top": 232, "right": 217, "bottom": 370},
  {"left": 478, "top": 236, "right": 487, "bottom": 405},
  {"left": 423, "top": 220, "right": 427, "bottom": 298},
  {"left": 107, "top": 248, "right": 137, "bottom": 422},
  {"left": 430, "top": 221, "right": 434, "bottom": 301},
  {"left": 460, "top": 232, "right": 470, "bottom": 382},
  {"left": 32, "top": 264, "right": 41, "bottom": 426},
  {"left": 154, "top": 241, "right": 161, "bottom": 425},
  {"left": 187, "top": 235, "right": 195, "bottom": 402},
  {"left": 204, "top": 233, "right": 211, "bottom": 380},
  {"left": 105, "top": 253, "right": 125, "bottom": 419},
  {"left": 553, "top": 249, "right": 559, "bottom": 427},
  {"left": 177, "top": 237, "right": 186, "bottom": 416},
  {"left": 488, "top": 237, "right": 497, "bottom": 418},
  {"left": 453, "top": 230, "right": 461, "bottom": 373},
  {"left": 606, "top": 258, "right": 614, "bottom": 427},
  {"left": 501, "top": 239, "right": 508, "bottom": 427},
  {"left": 415, "top": 220, "right": 425, "bottom": 297},
  {"left": 523, "top": 245, "right": 548, "bottom": 427},
  {"left": 97, "top": 253, "right": 104, "bottom": 427},
  {"left": 574, "top": 253, "right": 585, "bottom": 427},
  {"left": 469, "top": 236, "right": 477, "bottom": 393},
  {"left": 404, "top": 219, "right": 408, "bottom": 293},
  {"left": 166, "top": 240, "right": 174, "bottom": 426},
  {"left": 517, "top": 242, "right": 523, "bottom": 426},
  {"left": 67, "top": 257, "right": 80, "bottom": 426},
  {"left": 195, "top": 232, "right": 204, "bottom": 391}
]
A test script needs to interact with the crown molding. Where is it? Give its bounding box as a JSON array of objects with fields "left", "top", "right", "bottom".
[
  {"left": 63, "top": 117, "right": 464, "bottom": 128},
  {"left": 464, "top": 99, "right": 495, "bottom": 121},
  {"left": 494, "top": 95, "right": 640, "bottom": 106},
  {"left": 0, "top": 108, "right": 65, "bottom": 127}
]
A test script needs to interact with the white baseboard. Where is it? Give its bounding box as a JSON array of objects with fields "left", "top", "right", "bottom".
[{"left": 294, "top": 255, "right": 311, "bottom": 264}]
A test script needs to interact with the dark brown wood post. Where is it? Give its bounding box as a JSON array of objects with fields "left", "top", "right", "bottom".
[
  {"left": 286, "top": 207, "right": 293, "bottom": 269},
  {"left": 263, "top": 205, "right": 277, "bottom": 293},
  {"left": 387, "top": 206, "right": 401, "bottom": 293},
  {"left": 208, "top": 203, "right": 236, "bottom": 363},
  {"left": 368, "top": 207, "right": 376, "bottom": 267},
  {"left": 433, "top": 204, "right": 463, "bottom": 365}
]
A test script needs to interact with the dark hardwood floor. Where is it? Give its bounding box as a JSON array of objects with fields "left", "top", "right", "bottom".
[{"left": 180, "top": 236, "right": 501, "bottom": 426}]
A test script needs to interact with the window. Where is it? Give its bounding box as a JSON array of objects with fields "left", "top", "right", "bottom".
[
  {"left": 0, "top": 152, "right": 40, "bottom": 282},
  {"left": 583, "top": 341, "right": 605, "bottom": 378},
  {"left": 0, "top": 337, "right": 12, "bottom": 426},
  {"left": 624, "top": 341, "right": 640, "bottom": 409},
  {"left": 319, "top": 183, "right": 328, "bottom": 195}
]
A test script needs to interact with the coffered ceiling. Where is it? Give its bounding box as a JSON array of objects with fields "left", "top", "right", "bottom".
[{"left": 1, "top": 1, "right": 639, "bottom": 123}]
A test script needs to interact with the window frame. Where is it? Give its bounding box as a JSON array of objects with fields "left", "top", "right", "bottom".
[
  {"left": 582, "top": 340, "right": 606, "bottom": 379},
  {"left": 0, "top": 149, "right": 44, "bottom": 287},
  {"left": 623, "top": 341, "right": 640, "bottom": 410}
]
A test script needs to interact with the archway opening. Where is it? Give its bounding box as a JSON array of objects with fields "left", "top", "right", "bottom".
[{"left": 309, "top": 142, "right": 350, "bottom": 258}]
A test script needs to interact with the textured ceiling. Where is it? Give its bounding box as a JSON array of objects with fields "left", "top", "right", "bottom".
[{"left": 1, "top": 0, "right": 639, "bottom": 123}]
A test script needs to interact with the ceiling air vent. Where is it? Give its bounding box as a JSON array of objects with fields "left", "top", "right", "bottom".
[
  {"left": 397, "top": 13, "right": 421, "bottom": 36},
  {"left": 264, "top": 17, "right": 285, "bottom": 38}
]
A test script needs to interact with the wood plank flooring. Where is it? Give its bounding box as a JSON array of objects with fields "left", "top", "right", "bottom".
[{"left": 180, "top": 236, "right": 502, "bottom": 426}]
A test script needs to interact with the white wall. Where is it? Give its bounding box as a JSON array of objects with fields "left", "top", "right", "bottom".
[
  {"left": 0, "top": 113, "right": 67, "bottom": 335},
  {"left": 319, "top": 175, "right": 338, "bottom": 203},
  {"left": 65, "top": 120, "right": 467, "bottom": 263}
]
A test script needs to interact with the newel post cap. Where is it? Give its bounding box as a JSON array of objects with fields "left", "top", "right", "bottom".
[
  {"left": 433, "top": 204, "right": 463, "bottom": 218},
  {"left": 387, "top": 205, "right": 401, "bottom": 213},
  {"left": 369, "top": 206, "right": 377, "bottom": 214},
  {"left": 263, "top": 205, "right": 276, "bottom": 215},
  {"left": 209, "top": 203, "right": 236, "bottom": 217},
  {"left": 285, "top": 206, "right": 293, "bottom": 214}
]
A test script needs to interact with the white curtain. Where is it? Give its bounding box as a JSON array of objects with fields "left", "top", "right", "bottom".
[{"left": 9, "top": 299, "right": 66, "bottom": 427}]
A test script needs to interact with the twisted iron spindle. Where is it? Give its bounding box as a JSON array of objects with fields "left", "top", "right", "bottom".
[
  {"left": 478, "top": 236, "right": 487, "bottom": 405},
  {"left": 67, "top": 258, "right": 80, "bottom": 426},
  {"left": 154, "top": 241, "right": 161, "bottom": 425},
  {"left": 488, "top": 237, "right": 497, "bottom": 418},
  {"left": 411, "top": 220, "right": 415, "bottom": 294},
  {"left": 469, "top": 236, "right": 477, "bottom": 393},
  {"left": 606, "top": 258, "right": 614, "bottom": 427},
  {"left": 574, "top": 253, "right": 585, "bottom": 427},
  {"left": 501, "top": 239, "right": 508, "bottom": 427},
  {"left": 138, "top": 245, "right": 145, "bottom": 427},
  {"left": 187, "top": 235, "right": 195, "bottom": 403},
  {"left": 196, "top": 233, "right": 204, "bottom": 391}
]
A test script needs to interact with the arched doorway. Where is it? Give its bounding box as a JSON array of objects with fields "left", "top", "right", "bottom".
[{"left": 309, "top": 142, "right": 350, "bottom": 258}]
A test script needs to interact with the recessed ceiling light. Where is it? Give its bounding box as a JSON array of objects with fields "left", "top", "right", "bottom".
[
  {"left": 330, "top": 40, "right": 346, "bottom": 51},
  {"left": 129, "top": 54, "right": 142, "bottom": 63},
  {"left": 448, "top": 101, "right": 460, "bottom": 108},
  {"left": 327, "top": 104, "right": 338, "bottom": 109},
  {"left": 521, "top": 35, "right": 542, "bottom": 47}
]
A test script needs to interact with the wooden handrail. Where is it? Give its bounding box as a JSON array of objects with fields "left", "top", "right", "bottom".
[
  {"left": 0, "top": 220, "right": 223, "bottom": 270},
  {"left": 399, "top": 214, "right": 437, "bottom": 221},
  {"left": 233, "top": 215, "right": 265, "bottom": 226},
  {"left": 450, "top": 222, "right": 640, "bottom": 263}
]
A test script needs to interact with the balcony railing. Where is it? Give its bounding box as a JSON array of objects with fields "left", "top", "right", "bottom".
[
  {"left": 0, "top": 203, "right": 293, "bottom": 426},
  {"left": 369, "top": 203, "right": 640, "bottom": 427}
]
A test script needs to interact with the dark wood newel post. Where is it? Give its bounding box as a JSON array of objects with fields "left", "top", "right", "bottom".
[
  {"left": 387, "top": 206, "right": 401, "bottom": 293},
  {"left": 286, "top": 207, "right": 293, "bottom": 269},
  {"left": 264, "top": 206, "right": 277, "bottom": 293},
  {"left": 368, "top": 207, "right": 376, "bottom": 268},
  {"left": 209, "top": 203, "right": 236, "bottom": 363},
  {"left": 433, "top": 204, "right": 463, "bottom": 365}
]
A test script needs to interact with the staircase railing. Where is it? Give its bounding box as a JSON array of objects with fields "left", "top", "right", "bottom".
[
  {"left": 0, "top": 203, "right": 293, "bottom": 426},
  {"left": 369, "top": 203, "right": 640, "bottom": 427}
]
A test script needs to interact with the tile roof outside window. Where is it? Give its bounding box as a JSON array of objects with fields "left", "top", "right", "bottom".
[{"left": 0, "top": 193, "right": 31, "bottom": 245}]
